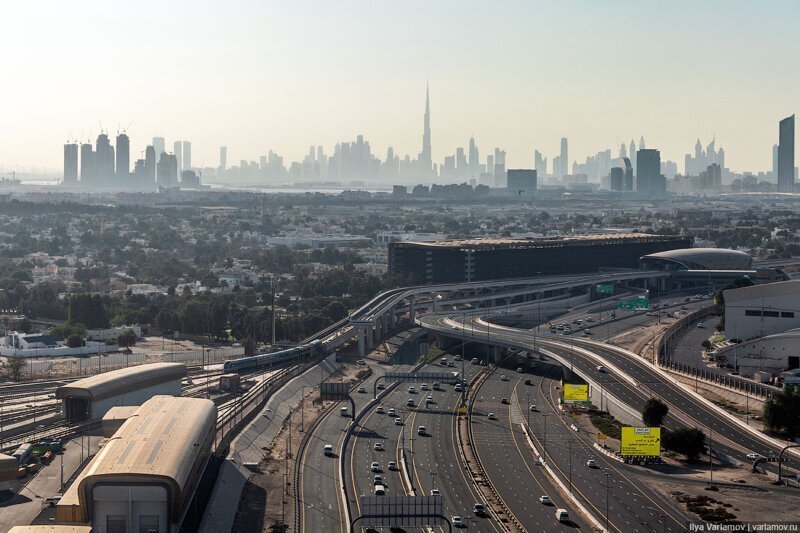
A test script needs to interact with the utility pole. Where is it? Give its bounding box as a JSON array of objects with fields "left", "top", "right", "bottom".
[
  {"left": 709, "top": 426, "right": 714, "bottom": 487},
  {"left": 542, "top": 413, "right": 550, "bottom": 463},
  {"left": 300, "top": 387, "right": 305, "bottom": 432},
  {"left": 568, "top": 438, "right": 573, "bottom": 494},
  {"left": 271, "top": 277, "right": 277, "bottom": 346},
  {"left": 604, "top": 470, "right": 611, "bottom": 532}
]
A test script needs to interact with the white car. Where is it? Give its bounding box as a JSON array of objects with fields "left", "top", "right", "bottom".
[
  {"left": 394, "top": 418, "right": 403, "bottom": 425},
  {"left": 746, "top": 453, "right": 763, "bottom": 461},
  {"left": 357, "top": 386, "right": 366, "bottom": 393},
  {"left": 539, "top": 495, "right": 551, "bottom": 505},
  {"left": 371, "top": 462, "right": 381, "bottom": 472},
  {"left": 387, "top": 408, "right": 396, "bottom": 417},
  {"left": 529, "top": 404, "right": 537, "bottom": 411},
  {"left": 421, "top": 383, "right": 429, "bottom": 390},
  {"left": 408, "top": 386, "right": 416, "bottom": 394},
  {"left": 487, "top": 412, "right": 497, "bottom": 420},
  {"left": 430, "top": 488, "right": 440, "bottom": 496},
  {"left": 388, "top": 461, "right": 397, "bottom": 470},
  {"left": 586, "top": 459, "right": 598, "bottom": 468},
  {"left": 373, "top": 442, "right": 384, "bottom": 451},
  {"left": 377, "top": 382, "right": 385, "bottom": 390},
  {"left": 376, "top": 406, "right": 384, "bottom": 414},
  {"left": 452, "top": 515, "right": 464, "bottom": 528},
  {"left": 426, "top": 395, "right": 434, "bottom": 403},
  {"left": 500, "top": 375, "right": 509, "bottom": 381}
]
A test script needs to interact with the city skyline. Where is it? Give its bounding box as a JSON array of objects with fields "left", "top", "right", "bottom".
[{"left": 1, "top": 1, "right": 799, "bottom": 174}]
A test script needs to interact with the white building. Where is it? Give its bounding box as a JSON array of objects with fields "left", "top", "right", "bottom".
[
  {"left": 719, "top": 329, "right": 800, "bottom": 379},
  {"left": 724, "top": 280, "right": 800, "bottom": 341}
]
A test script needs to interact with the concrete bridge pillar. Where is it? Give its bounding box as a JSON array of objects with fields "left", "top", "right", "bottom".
[
  {"left": 357, "top": 327, "right": 366, "bottom": 359},
  {"left": 409, "top": 296, "right": 416, "bottom": 321},
  {"left": 493, "top": 346, "right": 502, "bottom": 364},
  {"left": 366, "top": 325, "right": 375, "bottom": 350},
  {"left": 375, "top": 317, "right": 382, "bottom": 342}
]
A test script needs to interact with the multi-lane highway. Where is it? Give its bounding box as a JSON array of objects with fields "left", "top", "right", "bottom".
[{"left": 420, "top": 313, "right": 799, "bottom": 481}]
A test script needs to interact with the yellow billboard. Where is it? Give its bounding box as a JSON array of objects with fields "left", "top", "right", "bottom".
[
  {"left": 563, "top": 383, "right": 589, "bottom": 403},
  {"left": 621, "top": 427, "right": 661, "bottom": 456}
]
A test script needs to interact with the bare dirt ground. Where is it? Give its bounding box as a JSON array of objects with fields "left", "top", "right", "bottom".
[{"left": 232, "top": 362, "right": 368, "bottom": 533}]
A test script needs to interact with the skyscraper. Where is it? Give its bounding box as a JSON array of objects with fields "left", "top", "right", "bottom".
[
  {"left": 636, "top": 148, "right": 664, "bottom": 195},
  {"left": 773, "top": 144, "right": 779, "bottom": 178},
  {"left": 144, "top": 145, "right": 156, "bottom": 182},
  {"left": 560, "top": 138, "right": 568, "bottom": 177},
  {"left": 534, "top": 150, "right": 547, "bottom": 178},
  {"left": 63, "top": 143, "right": 78, "bottom": 184},
  {"left": 80, "top": 142, "right": 94, "bottom": 184},
  {"left": 639, "top": 136, "right": 646, "bottom": 150},
  {"left": 468, "top": 137, "right": 479, "bottom": 177},
  {"left": 418, "top": 83, "right": 432, "bottom": 175},
  {"left": 115, "top": 133, "right": 130, "bottom": 178},
  {"left": 219, "top": 146, "right": 227, "bottom": 175},
  {"left": 182, "top": 141, "right": 191, "bottom": 171},
  {"left": 95, "top": 133, "right": 115, "bottom": 182},
  {"left": 174, "top": 141, "right": 183, "bottom": 173},
  {"left": 157, "top": 153, "right": 178, "bottom": 187},
  {"left": 153, "top": 137, "right": 165, "bottom": 160},
  {"left": 778, "top": 114, "right": 795, "bottom": 193},
  {"left": 629, "top": 139, "right": 637, "bottom": 173}
]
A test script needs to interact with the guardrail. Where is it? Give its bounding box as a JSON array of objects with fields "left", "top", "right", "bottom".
[
  {"left": 466, "top": 368, "right": 518, "bottom": 532},
  {"left": 655, "top": 305, "right": 776, "bottom": 399}
]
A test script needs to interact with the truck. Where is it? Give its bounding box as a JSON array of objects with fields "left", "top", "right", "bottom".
[{"left": 753, "top": 371, "right": 771, "bottom": 384}]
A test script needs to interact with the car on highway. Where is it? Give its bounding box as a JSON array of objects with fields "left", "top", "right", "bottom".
[
  {"left": 358, "top": 386, "right": 366, "bottom": 393},
  {"left": 517, "top": 367, "right": 523, "bottom": 372},
  {"left": 441, "top": 357, "right": 448, "bottom": 365},
  {"left": 44, "top": 496, "right": 62, "bottom": 508},
  {"left": 433, "top": 382, "right": 441, "bottom": 390},
  {"left": 324, "top": 444, "right": 334, "bottom": 456},
  {"left": 586, "top": 459, "right": 599, "bottom": 468},
  {"left": 371, "top": 462, "right": 381, "bottom": 472},
  {"left": 373, "top": 475, "right": 383, "bottom": 485},
  {"left": 374, "top": 484, "right": 385, "bottom": 496},
  {"left": 377, "top": 382, "right": 385, "bottom": 390},
  {"left": 387, "top": 408, "right": 396, "bottom": 417},
  {"left": 408, "top": 386, "right": 416, "bottom": 393},
  {"left": 555, "top": 508, "right": 569, "bottom": 522},
  {"left": 388, "top": 461, "right": 397, "bottom": 470},
  {"left": 454, "top": 384, "right": 463, "bottom": 392},
  {"left": 501, "top": 398, "right": 509, "bottom": 404},
  {"left": 394, "top": 418, "right": 403, "bottom": 425},
  {"left": 473, "top": 503, "right": 487, "bottom": 516},
  {"left": 406, "top": 398, "right": 415, "bottom": 407},
  {"left": 500, "top": 374, "right": 509, "bottom": 381},
  {"left": 421, "top": 383, "right": 429, "bottom": 390},
  {"left": 746, "top": 453, "right": 763, "bottom": 461},
  {"left": 487, "top": 412, "right": 497, "bottom": 420},
  {"left": 471, "top": 358, "right": 479, "bottom": 364},
  {"left": 454, "top": 355, "right": 462, "bottom": 361},
  {"left": 533, "top": 459, "right": 543, "bottom": 466},
  {"left": 340, "top": 407, "right": 348, "bottom": 416},
  {"left": 452, "top": 516, "right": 464, "bottom": 528},
  {"left": 529, "top": 404, "right": 537, "bottom": 411},
  {"left": 376, "top": 406, "right": 384, "bottom": 414},
  {"left": 596, "top": 365, "right": 605, "bottom": 372},
  {"left": 373, "top": 442, "right": 384, "bottom": 451},
  {"left": 430, "top": 489, "right": 440, "bottom": 496},
  {"left": 418, "top": 425, "right": 427, "bottom": 435},
  {"left": 426, "top": 395, "right": 433, "bottom": 403},
  {"left": 586, "top": 316, "right": 594, "bottom": 322},
  {"left": 697, "top": 322, "right": 705, "bottom": 328},
  {"left": 524, "top": 379, "right": 531, "bottom": 385},
  {"left": 538, "top": 495, "right": 551, "bottom": 505}
]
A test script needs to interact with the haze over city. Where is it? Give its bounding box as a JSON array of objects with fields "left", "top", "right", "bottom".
[{"left": 2, "top": 0, "right": 799, "bottom": 174}]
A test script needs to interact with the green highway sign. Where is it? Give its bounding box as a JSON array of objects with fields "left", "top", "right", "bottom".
[
  {"left": 596, "top": 284, "right": 613, "bottom": 295},
  {"left": 617, "top": 297, "right": 650, "bottom": 310}
]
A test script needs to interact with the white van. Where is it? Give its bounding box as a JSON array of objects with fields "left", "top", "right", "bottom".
[
  {"left": 555, "top": 508, "right": 569, "bottom": 522},
  {"left": 374, "top": 484, "right": 386, "bottom": 496},
  {"left": 340, "top": 406, "right": 348, "bottom": 416},
  {"left": 324, "top": 444, "right": 334, "bottom": 456}
]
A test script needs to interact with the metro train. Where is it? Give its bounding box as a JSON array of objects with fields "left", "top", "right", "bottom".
[{"left": 223, "top": 339, "right": 324, "bottom": 372}]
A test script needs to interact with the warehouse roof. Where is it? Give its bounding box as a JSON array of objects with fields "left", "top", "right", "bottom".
[
  {"left": 60, "top": 395, "right": 216, "bottom": 521},
  {"left": 56, "top": 362, "right": 186, "bottom": 402},
  {"left": 641, "top": 248, "right": 752, "bottom": 270},
  {"left": 724, "top": 280, "right": 800, "bottom": 304},
  {"left": 394, "top": 233, "right": 685, "bottom": 250}
]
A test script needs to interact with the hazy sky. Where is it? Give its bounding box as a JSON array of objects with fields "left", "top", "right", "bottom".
[{"left": 1, "top": 0, "right": 798, "bottom": 174}]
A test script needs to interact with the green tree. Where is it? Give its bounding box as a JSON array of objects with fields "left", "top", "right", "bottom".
[
  {"left": 662, "top": 427, "right": 706, "bottom": 461},
  {"left": 763, "top": 390, "right": 800, "bottom": 436},
  {"left": 642, "top": 397, "right": 669, "bottom": 427},
  {"left": 116, "top": 329, "right": 137, "bottom": 347},
  {"left": 66, "top": 334, "right": 84, "bottom": 348},
  {"left": 323, "top": 300, "right": 348, "bottom": 322},
  {"left": 242, "top": 336, "right": 256, "bottom": 356},
  {"left": 7, "top": 356, "right": 25, "bottom": 381}
]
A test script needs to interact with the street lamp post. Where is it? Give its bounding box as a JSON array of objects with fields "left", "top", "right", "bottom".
[{"left": 542, "top": 413, "right": 550, "bottom": 463}]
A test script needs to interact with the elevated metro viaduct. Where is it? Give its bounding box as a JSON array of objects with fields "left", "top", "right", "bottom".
[
  {"left": 347, "top": 269, "right": 669, "bottom": 359},
  {"left": 56, "top": 362, "right": 187, "bottom": 421}
]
